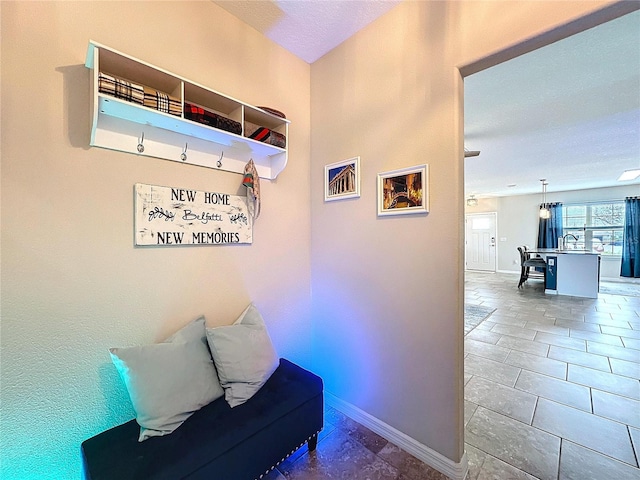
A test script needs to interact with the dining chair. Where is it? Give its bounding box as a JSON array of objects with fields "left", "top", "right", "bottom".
[{"left": 517, "top": 246, "right": 547, "bottom": 288}]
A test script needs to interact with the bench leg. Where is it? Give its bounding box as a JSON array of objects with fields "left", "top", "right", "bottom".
[{"left": 308, "top": 434, "right": 318, "bottom": 451}]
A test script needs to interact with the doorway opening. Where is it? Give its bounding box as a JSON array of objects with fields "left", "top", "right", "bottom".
[{"left": 460, "top": 6, "right": 640, "bottom": 479}]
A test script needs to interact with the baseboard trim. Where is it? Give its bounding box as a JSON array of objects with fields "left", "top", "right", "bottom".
[{"left": 325, "top": 393, "right": 468, "bottom": 480}]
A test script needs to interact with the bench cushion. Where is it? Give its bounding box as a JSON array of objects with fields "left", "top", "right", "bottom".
[{"left": 82, "top": 359, "right": 323, "bottom": 480}]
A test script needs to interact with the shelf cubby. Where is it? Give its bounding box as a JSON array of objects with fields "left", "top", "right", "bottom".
[{"left": 85, "top": 41, "right": 289, "bottom": 179}]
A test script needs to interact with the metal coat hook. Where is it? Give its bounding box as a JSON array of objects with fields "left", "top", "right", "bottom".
[
  {"left": 137, "top": 132, "right": 145, "bottom": 153},
  {"left": 180, "top": 143, "right": 188, "bottom": 162},
  {"left": 217, "top": 151, "right": 224, "bottom": 168}
]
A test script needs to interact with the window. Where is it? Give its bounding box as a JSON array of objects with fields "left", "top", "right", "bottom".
[
  {"left": 472, "top": 218, "right": 491, "bottom": 229},
  {"left": 562, "top": 202, "right": 625, "bottom": 255}
]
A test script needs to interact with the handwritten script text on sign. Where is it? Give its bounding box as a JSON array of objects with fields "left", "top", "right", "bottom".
[{"left": 134, "top": 183, "right": 252, "bottom": 246}]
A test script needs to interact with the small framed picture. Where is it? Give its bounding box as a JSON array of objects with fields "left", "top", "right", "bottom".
[
  {"left": 377, "top": 164, "right": 429, "bottom": 216},
  {"left": 325, "top": 156, "right": 361, "bottom": 202}
]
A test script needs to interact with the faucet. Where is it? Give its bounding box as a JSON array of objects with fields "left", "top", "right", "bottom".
[{"left": 562, "top": 233, "right": 578, "bottom": 250}]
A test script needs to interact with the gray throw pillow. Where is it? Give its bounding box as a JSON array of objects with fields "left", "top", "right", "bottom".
[
  {"left": 206, "top": 304, "right": 279, "bottom": 408},
  {"left": 110, "top": 317, "right": 224, "bottom": 441}
]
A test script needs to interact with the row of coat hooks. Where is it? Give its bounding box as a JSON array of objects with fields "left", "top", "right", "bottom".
[{"left": 136, "top": 132, "right": 224, "bottom": 168}]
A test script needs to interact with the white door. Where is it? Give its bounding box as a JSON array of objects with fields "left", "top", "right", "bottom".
[{"left": 465, "top": 213, "right": 497, "bottom": 272}]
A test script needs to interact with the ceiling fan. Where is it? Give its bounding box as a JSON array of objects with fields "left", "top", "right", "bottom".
[{"left": 464, "top": 148, "right": 480, "bottom": 158}]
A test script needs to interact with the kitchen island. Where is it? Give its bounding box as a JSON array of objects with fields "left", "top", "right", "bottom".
[{"left": 533, "top": 249, "right": 601, "bottom": 299}]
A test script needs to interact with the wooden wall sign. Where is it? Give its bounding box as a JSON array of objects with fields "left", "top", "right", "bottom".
[{"left": 134, "top": 183, "right": 252, "bottom": 246}]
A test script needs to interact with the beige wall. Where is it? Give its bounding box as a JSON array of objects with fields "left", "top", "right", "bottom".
[
  {"left": 310, "top": 0, "right": 621, "bottom": 465},
  {"left": 1, "top": 0, "right": 630, "bottom": 478},
  {"left": 0, "top": 2, "right": 310, "bottom": 478}
]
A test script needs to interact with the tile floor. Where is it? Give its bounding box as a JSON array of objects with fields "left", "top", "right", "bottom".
[
  {"left": 464, "top": 271, "right": 639, "bottom": 480},
  {"left": 263, "top": 271, "right": 639, "bottom": 479},
  {"left": 263, "top": 404, "right": 449, "bottom": 480}
]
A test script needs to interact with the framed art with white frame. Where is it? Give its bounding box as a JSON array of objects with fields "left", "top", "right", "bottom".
[
  {"left": 325, "top": 156, "right": 361, "bottom": 202},
  {"left": 377, "top": 164, "right": 429, "bottom": 216}
]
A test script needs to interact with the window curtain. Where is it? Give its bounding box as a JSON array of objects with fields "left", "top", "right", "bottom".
[
  {"left": 537, "top": 203, "right": 563, "bottom": 249},
  {"left": 621, "top": 196, "right": 640, "bottom": 278}
]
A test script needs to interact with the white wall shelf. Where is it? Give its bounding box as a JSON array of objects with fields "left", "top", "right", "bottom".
[{"left": 85, "top": 41, "right": 289, "bottom": 179}]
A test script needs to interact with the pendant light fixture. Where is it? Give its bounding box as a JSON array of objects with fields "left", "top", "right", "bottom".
[
  {"left": 466, "top": 195, "right": 478, "bottom": 206},
  {"left": 539, "top": 179, "right": 550, "bottom": 219}
]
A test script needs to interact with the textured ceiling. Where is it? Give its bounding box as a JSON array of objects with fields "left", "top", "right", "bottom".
[
  {"left": 215, "top": 1, "right": 639, "bottom": 198},
  {"left": 465, "top": 9, "right": 640, "bottom": 198},
  {"left": 213, "top": 0, "right": 401, "bottom": 63}
]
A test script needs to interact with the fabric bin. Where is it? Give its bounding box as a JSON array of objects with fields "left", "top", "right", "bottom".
[
  {"left": 244, "top": 121, "right": 286, "bottom": 148},
  {"left": 184, "top": 102, "right": 243, "bottom": 135}
]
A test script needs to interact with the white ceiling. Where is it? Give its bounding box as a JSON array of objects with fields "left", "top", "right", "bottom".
[
  {"left": 465, "top": 10, "right": 640, "bottom": 198},
  {"left": 213, "top": 0, "right": 401, "bottom": 63},
  {"left": 215, "top": 1, "right": 640, "bottom": 198}
]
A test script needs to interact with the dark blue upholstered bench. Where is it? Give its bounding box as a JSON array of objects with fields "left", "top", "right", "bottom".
[{"left": 82, "top": 359, "right": 323, "bottom": 480}]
